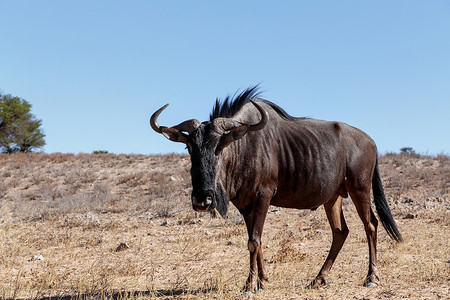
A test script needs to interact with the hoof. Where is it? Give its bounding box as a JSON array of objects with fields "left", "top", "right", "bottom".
[
  {"left": 306, "top": 278, "right": 328, "bottom": 289},
  {"left": 243, "top": 287, "right": 265, "bottom": 298},
  {"left": 364, "top": 282, "right": 378, "bottom": 288},
  {"left": 363, "top": 274, "right": 380, "bottom": 288},
  {"left": 257, "top": 279, "right": 268, "bottom": 291}
]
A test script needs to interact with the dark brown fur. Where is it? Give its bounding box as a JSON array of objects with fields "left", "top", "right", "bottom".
[{"left": 150, "top": 87, "right": 402, "bottom": 293}]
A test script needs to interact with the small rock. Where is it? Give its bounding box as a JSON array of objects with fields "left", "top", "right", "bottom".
[
  {"left": 268, "top": 208, "right": 281, "bottom": 216},
  {"left": 115, "top": 242, "right": 129, "bottom": 252},
  {"left": 298, "top": 211, "right": 309, "bottom": 217},
  {"left": 265, "top": 258, "right": 274, "bottom": 264},
  {"left": 403, "top": 213, "right": 415, "bottom": 219},
  {"left": 30, "top": 254, "right": 44, "bottom": 261},
  {"left": 169, "top": 176, "right": 176, "bottom": 181},
  {"left": 402, "top": 198, "right": 414, "bottom": 204}
]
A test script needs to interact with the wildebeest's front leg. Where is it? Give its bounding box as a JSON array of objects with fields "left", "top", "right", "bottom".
[{"left": 242, "top": 196, "right": 271, "bottom": 293}]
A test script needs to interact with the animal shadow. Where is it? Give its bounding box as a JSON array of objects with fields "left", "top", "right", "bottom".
[{"left": 22, "top": 287, "right": 218, "bottom": 300}]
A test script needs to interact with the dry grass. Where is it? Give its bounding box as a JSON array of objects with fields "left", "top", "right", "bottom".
[{"left": 0, "top": 152, "right": 448, "bottom": 299}]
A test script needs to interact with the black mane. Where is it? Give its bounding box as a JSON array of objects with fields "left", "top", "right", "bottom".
[
  {"left": 210, "top": 85, "right": 261, "bottom": 121},
  {"left": 261, "top": 99, "right": 300, "bottom": 121},
  {"left": 210, "top": 85, "right": 299, "bottom": 121}
]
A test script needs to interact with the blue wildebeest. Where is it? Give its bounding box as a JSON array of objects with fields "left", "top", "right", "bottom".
[{"left": 150, "top": 86, "right": 402, "bottom": 293}]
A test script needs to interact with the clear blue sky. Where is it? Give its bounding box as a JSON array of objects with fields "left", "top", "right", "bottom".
[{"left": 1, "top": 1, "right": 449, "bottom": 155}]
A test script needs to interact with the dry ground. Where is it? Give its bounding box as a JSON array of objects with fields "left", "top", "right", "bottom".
[{"left": 0, "top": 152, "right": 448, "bottom": 299}]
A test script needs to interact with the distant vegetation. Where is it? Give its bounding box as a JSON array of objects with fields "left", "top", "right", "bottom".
[
  {"left": 400, "top": 147, "right": 416, "bottom": 155},
  {"left": 0, "top": 93, "right": 45, "bottom": 153},
  {"left": 93, "top": 150, "right": 109, "bottom": 154}
]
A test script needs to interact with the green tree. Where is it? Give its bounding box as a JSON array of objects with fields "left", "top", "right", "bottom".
[
  {"left": 0, "top": 93, "right": 46, "bottom": 153},
  {"left": 400, "top": 147, "right": 416, "bottom": 155}
]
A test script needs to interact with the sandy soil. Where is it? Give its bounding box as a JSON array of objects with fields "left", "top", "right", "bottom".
[{"left": 0, "top": 153, "right": 448, "bottom": 299}]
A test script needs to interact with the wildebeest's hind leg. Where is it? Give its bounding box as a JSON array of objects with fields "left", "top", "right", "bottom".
[
  {"left": 346, "top": 181, "right": 380, "bottom": 287},
  {"left": 308, "top": 195, "right": 349, "bottom": 288}
]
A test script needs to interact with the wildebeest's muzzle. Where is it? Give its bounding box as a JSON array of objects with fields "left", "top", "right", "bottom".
[{"left": 191, "top": 190, "right": 215, "bottom": 212}]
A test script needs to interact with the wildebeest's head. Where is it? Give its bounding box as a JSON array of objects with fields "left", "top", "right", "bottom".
[{"left": 150, "top": 89, "right": 268, "bottom": 217}]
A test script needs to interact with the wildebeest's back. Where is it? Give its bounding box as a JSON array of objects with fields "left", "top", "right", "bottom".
[{"left": 221, "top": 100, "right": 376, "bottom": 211}]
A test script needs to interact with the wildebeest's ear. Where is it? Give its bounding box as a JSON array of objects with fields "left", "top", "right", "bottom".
[
  {"left": 215, "top": 125, "right": 249, "bottom": 155},
  {"left": 211, "top": 118, "right": 244, "bottom": 134},
  {"left": 160, "top": 127, "right": 189, "bottom": 144}
]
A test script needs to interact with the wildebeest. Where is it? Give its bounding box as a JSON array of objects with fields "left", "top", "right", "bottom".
[{"left": 150, "top": 86, "right": 402, "bottom": 293}]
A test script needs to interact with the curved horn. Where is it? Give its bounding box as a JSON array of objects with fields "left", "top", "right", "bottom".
[
  {"left": 212, "top": 100, "right": 269, "bottom": 134},
  {"left": 248, "top": 100, "right": 269, "bottom": 132},
  {"left": 150, "top": 104, "right": 169, "bottom": 133}
]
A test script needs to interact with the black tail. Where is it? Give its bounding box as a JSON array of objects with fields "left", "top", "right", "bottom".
[{"left": 372, "top": 157, "right": 403, "bottom": 242}]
